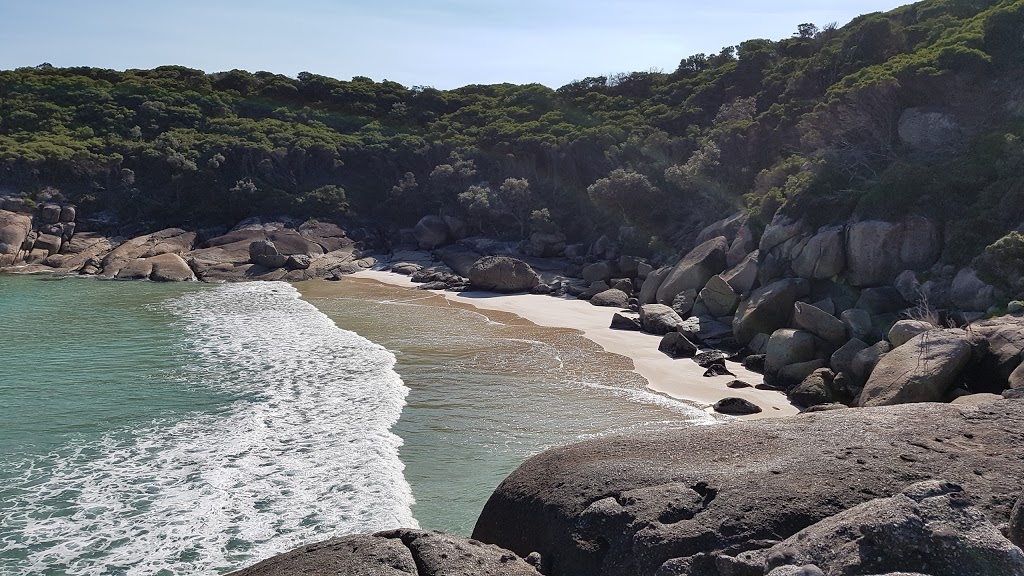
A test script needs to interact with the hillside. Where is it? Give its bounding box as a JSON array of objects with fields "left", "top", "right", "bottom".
[{"left": 1, "top": 0, "right": 1022, "bottom": 266}]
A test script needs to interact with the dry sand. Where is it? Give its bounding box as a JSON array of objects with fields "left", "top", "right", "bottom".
[{"left": 348, "top": 270, "right": 798, "bottom": 419}]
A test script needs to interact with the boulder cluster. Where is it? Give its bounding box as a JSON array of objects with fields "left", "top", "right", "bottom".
[
  {"left": 564, "top": 212, "right": 1023, "bottom": 412},
  {"left": 0, "top": 201, "right": 380, "bottom": 282}
]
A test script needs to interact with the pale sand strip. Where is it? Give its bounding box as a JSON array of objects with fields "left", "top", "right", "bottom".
[{"left": 349, "top": 270, "right": 798, "bottom": 419}]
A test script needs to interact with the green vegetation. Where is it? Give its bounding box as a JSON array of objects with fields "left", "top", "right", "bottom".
[{"left": 1, "top": 0, "right": 1022, "bottom": 257}]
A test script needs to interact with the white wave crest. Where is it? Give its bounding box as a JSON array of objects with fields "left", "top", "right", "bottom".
[{"left": 2, "top": 282, "right": 415, "bottom": 575}]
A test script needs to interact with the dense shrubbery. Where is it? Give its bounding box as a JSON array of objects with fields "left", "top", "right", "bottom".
[{"left": 0, "top": 0, "right": 1021, "bottom": 258}]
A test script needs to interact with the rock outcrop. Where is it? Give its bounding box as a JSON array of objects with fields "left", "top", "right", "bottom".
[
  {"left": 228, "top": 529, "right": 541, "bottom": 576},
  {"left": 473, "top": 400, "right": 1024, "bottom": 576},
  {"left": 100, "top": 228, "right": 196, "bottom": 278},
  {"left": 765, "top": 480, "right": 1024, "bottom": 576},
  {"left": 0, "top": 209, "right": 32, "bottom": 266}
]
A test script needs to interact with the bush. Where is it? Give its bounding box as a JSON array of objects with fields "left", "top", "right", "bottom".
[
  {"left": 974, "top": 231, "right": 1024, "bottom": 297},
  {"left": 935, "top": 45, "right": 991, "bottom": 71}
]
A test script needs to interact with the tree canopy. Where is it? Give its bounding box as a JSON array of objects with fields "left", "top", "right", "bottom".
[{"left": 1, "top": 0, "right": 1022, "bottom": 259}]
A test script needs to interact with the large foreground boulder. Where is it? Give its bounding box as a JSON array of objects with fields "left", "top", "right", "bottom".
[
  {"left": 467, "top": 256, "right": 540, "bottom": 293},
  {"left": 228, "top": 529, "right": 541, "bottom": 576},
  {"left": 858, "top": 329, "right": 973, "bottom": 406},
  {"left": 473, "top": 401, "right": 1024, "bottom": 576}
]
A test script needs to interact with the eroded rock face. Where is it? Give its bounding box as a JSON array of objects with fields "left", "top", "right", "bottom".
[
  {"left": 467, "top": 256, "right": 541, "bottom": 293},
  {"left": 765, "top": 480, "right": 1024, "bottom": 576},
  {"left": 473, "top": 401, "right": 1024, "bottom": 576},
  {"left": 227, "top": 529, "right": 541, "bottom": 576},
  {"left": 792, "top": 225, "right": 845, "bottom": 280},
  {"left": 845, "top": 218, "right": 940, "bottom": 287}
]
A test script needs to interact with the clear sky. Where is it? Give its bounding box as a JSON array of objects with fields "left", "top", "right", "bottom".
[{"left": 1, "top": 1, "right": 910, "bottom": 89}]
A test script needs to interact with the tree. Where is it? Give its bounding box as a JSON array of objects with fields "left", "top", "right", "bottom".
[
  {"left": 587, "top": 169, "right": 663, "bottom": 229},
  {"left": 495, "top": 177, "right": 533, "bottom": 238},
  {"left": 796, "top": 23, "right": 819, "bottom": 39},
  {"left": 457, "top": 184, "right": 491, "bottom": 232}
]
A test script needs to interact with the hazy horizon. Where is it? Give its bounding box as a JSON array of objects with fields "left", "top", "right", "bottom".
[{"left": 2, "top": 1, "right": 909, "bottom": 89}]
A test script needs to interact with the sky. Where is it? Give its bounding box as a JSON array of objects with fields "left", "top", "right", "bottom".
[{"left": 1, "top": 0, "right": 910, "bottom": 89}]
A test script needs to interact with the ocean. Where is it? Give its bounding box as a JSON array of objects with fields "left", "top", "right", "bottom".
[{"left": 0, "top": 274, "right": 712, "bottom": 574}]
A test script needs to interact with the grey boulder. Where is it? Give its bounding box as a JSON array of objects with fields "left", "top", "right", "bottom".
[
  {"left": 638, "top": 266, "right": 670, "bottom": 305},
  {"left": 887, "top": 319, "right": 936, "bottom": 347},
  {"left": 467, "top": 256, "right": 541, "bottom": 293},
  {"left": 639, "top": 304, "right": 685, "bottom": 335},
  {"left": 793, "top": 301, "right": 846, "bottom": 346},
  {"left": 858, "top": 330, "right": 972, "bottom": 407},
  {"left": 473, "top": 401, "right": 1024, "bottom": 576},
  {"left": 733, "top": 278, "right": 808, "bottom": 346},
  {"left": 413, "top": 215, "right": 450, "bottom": 249},
  {"left": 228, "top": 529, "right": 541, "bottom": 576},
  {"left": 655, "top": 237, "right": 729, "bottom": 304},
  {"left": 764, "top": 329, "right": 817, "bottom": 379},
  {"left": 590, "top": 289, "right": 629, "bottom": 308},
  {"left": 698, "top": 275, "right": 740, "bottom": 317}
]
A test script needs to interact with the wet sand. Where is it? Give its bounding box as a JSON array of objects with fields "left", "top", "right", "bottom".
[{"left": 307, "top": 271, "right": 798, "bottom": 419}]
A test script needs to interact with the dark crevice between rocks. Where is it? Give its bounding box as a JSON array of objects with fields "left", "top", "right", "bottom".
[
  {"left": 386, "top": 531, "right": 429, "bottom": 576},
  {"left": 693, "top": 482, "right": 718, "bottom": 510}
]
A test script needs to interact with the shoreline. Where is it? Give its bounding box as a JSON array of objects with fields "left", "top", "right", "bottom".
[{"left": 345, "top": 270, "right": 798, "bottom": 419}]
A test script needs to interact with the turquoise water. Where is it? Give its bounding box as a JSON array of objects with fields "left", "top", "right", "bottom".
[
  {"left": 301, "top": 279, "right": 714, "bottom": 536},
  {"left": 0, "top": 275, "right": 414, "bottom": 575},
  {"left": 0, "top": 274, "right": 711, "bottom": 574}
]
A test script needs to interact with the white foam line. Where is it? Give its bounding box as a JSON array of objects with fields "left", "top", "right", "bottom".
[{"left": 1, "top": 281, "right": 416, "bottom": 575}]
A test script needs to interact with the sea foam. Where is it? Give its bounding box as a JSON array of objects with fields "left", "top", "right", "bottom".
[{"left": 2, "top": 282, "right": 415, "bottom": 575}]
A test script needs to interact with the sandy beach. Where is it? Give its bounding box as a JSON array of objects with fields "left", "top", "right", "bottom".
[{"left": 346, "top": 270, "right": 798, "bottom": 419}]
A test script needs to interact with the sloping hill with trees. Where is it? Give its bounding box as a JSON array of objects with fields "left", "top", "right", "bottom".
[{"left": 1, "top": 0, "right": 1021, "bottom": 263}]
